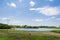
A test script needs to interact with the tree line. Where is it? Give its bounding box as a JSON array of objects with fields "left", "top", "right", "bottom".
[{"left": 0, "top": 23, "right": 60, "bottom": 29}]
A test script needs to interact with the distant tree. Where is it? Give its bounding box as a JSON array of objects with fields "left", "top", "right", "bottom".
[
  {"left": 15, "top": 25, "right": 21, "bottom": 28},
  {"left": 0, "top": 23, "right": 11, "bottom": 29},
  {"left": 23, "top": 25, "right": 27, "bottom": 28},
  {"left": 27, "top": 26, "right": 32, "bottom": 28}
]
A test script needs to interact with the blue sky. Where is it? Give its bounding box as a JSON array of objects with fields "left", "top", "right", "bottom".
[{"left": 0, "top": 0, "right": 60, "bottom": 26}]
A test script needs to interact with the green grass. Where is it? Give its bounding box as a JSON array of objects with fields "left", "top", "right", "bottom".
[
  {"left": 0, "top": 29, "right": 60, "bottom": 40},
  {"left": 51, "top": 30, "right": 60, "bottom": 33}
]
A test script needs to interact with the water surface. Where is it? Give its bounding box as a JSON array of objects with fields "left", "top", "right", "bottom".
[{"left": 16, "top": 28, "right": 60, "bottom": 31}]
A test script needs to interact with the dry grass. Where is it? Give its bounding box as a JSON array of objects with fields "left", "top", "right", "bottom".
[{"left": 0, "top": 29, "right": 60, "bottom": 40}]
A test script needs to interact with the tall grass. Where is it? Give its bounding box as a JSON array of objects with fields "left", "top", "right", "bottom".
[
  {"left": 0, "top": 29, "right": 60, "bottom": 40},
  {"left": 51, "top": 30, "right": 60, "bottom": 33}
]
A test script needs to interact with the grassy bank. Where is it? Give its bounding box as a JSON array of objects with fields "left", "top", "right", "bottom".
[
  {"left": 0, "top": 29, "right": 60, "bottom": 40},
  {"left": 51, "top": 30, "right": 60, "bottom": 33}
]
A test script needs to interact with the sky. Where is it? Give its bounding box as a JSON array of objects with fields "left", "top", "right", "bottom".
[{"left": 0, "top": 0, "right": 60, "bottom": 26}]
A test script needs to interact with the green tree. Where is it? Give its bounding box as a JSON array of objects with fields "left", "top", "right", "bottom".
[
  {"left": 23, "top": 25, "right": 27, "bottom": 28},
  {"left": 0, "top": 23, "right": 11, "bottom": 29}
]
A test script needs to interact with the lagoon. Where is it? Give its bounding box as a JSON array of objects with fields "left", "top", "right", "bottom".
[{"left": 15, "top": 28, "right": 60, "bottom": 31}]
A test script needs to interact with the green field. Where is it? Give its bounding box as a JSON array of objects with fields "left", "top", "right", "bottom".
[
  {"left": 51, "top": 30, "right": 60, "bottom": 33},
  {"left": 0, "top": 29, "right": 60, "bottom": 40}
]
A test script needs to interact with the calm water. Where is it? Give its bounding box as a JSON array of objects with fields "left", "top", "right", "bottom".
[{"left": 16, "top": 28, "right": 60, "bottom": 31}]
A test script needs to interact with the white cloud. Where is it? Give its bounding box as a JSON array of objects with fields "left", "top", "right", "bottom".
[
  {"left": 30, "top": 8, "right": 36, "bottom": 10},
  {"left": 46, "top": 16, "right": 56, "bottom": 21},
  {"left": 0, "top": 17, "right": 10, "bottom": 24},
  {"left": 9, "top": 20, "right": 21, "bottom": 25},
  {"left": 32, "top": 19, "right": 43, "bottom": 22},
  {"left": 50, "top": 16, "right": 56, "bottom": 19},
  {"left": 56, "top": 18, "right": 60, "bottom": 20},
  {"left": 32, "top": 16, "right": 56, "bottom": 22},
  {"left": 7, "top": 2, "right": 16, "bottom": 8},
  {"left": 0, "top": 18, "right": 9, "bottom": 21},
  {"left": 48, "top": 0, "right": 54, "bottom": 2},
  {"left": 29, "top": 1, "right": 35, "bottom": 7},
  {"left": 19, "top": 0, "right": 23, "bottom": 3},
  {"left": 30, "top": 6, "right": 60, "bottom": 16},
  {"left": 0, "top": 17, "right": 21, "bottom": 25}
]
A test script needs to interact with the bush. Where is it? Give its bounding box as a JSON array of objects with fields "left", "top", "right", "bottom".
[
  {"left": 51, "top": 30, "right": 60, "bottom": 33},
  {"left": 0, "top": 23, "right": 11, "bottom": 29}
]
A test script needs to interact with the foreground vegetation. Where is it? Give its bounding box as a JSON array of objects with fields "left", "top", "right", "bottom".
[
  {"left": 51, "top": 30, "right": 60, "bottom": 33},
  {"left": 0, "top": 29, "right": 60, "bottom": 40},
  {"left": 0, "top": 23, "right": 60, "bottom": 40}
]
